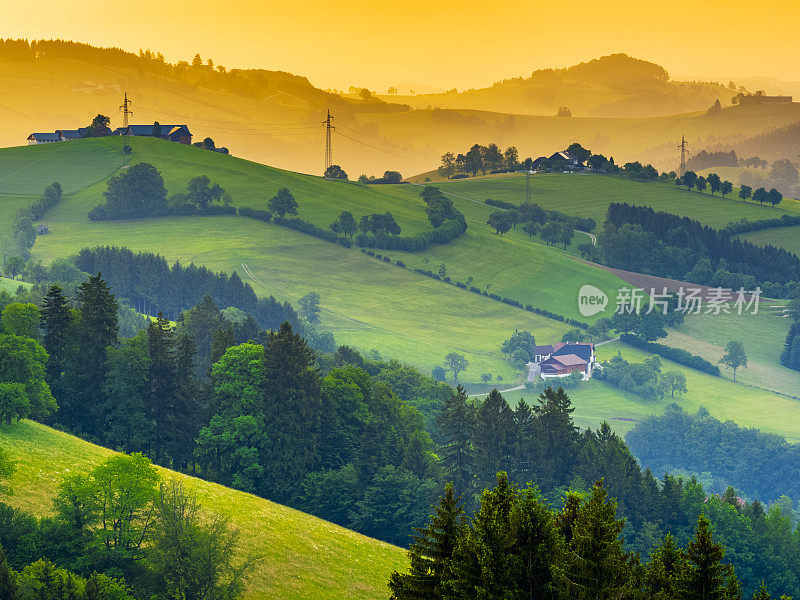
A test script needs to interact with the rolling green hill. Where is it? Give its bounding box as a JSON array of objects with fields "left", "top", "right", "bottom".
[
  {"left": 0, "top": 419, "right": 407, "bottom": 600},
  {"left": 2, "top": 136, "right": 798, "bottom": 440}
]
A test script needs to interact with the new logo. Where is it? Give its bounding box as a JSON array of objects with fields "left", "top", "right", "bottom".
[{"left": 578, "top": 285, "right": 608, "bottom": 317}]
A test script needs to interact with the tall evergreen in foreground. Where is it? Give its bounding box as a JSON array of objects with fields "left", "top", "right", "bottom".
[
  {"left": 60, "top": 273, "right": 118, "bottom": 435},
  {"left": 39, "top": 284, "right": 72, "bottom": 402},
  {"left": 261, "top": 322, "right": 322, "bottom": 501},
  {"left": 436, "top": 386, "right": 475, "bottom": 496},
  {"left": 389, "top": 483, "right": 464, "bottom": 600}
]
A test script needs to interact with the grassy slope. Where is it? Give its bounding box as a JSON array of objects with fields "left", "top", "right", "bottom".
[
  {"left": 515, "top": 341, "right": 800, "bottom": 442},
  {"left": 738, "top": 225, "right": 800, "bottom": 256},
  {"left": 16, "top": 137, "right": 603, "bottom": 383},
  {"left": 2, "top": 137, "right": 797, "bottom": 438},
  {"left": 0, "top": 420, "right": 406, "bottom": 600},
  {"left": 422, "top": 172, "right": 800, "bottom": 229}
]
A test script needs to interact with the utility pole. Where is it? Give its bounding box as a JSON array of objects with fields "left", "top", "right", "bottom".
[
  {"left": 678, "top": 135, "right": 688, "bottom": 176},
  {"left": 119, "top": 92, "right": 133, "bottom": 130},
  {"left": 323, "top": 109, "right": 334, "bottom": 172}
]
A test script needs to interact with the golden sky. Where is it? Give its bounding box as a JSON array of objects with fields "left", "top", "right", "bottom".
[{"left": 1, "top": 0, "right": 799, "bottom": 90}]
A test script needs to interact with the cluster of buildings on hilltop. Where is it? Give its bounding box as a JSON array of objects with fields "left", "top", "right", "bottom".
[
  {"left": 28, "top": 124, "right": 193, "bottom": 145},
  {"left": 528, "top": 342, "right": 597, "bottom": 381},
  {"left": 530, "top": 151, "right": 584, "bottom": 172}
]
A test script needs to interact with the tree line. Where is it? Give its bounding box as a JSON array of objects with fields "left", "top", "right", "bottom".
[
  {"left": 10, "top": 182, "right": 62, "bottom": 259},
  {"left": 627, "top": 404, "right": 800, "bottom": 504},
  {"left": 592, "top": 203, "right": 800, "bottom": 298}
]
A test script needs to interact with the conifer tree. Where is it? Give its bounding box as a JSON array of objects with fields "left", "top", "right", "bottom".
[
  {"left": 147, "top": 312, "right": 176, "bottom": 463},
  {"left": 389, "top": 483, "right": 465, "bottom": 600},
  {"left": 62, "top": 273, "right": 118, "bottom": 434},
  {"left": 683, "top": 515, "right": 729, "bottom": 600},
  {"left": 645, "top": 534, "right": 687, "bottom": 599},
  {"left": 210, "top": 324, "right": 236, "bottom": 370},
  {"left": 261, "top": 322, "right": 322, "bottom": 501},
  {"left": 533, "top": 387, "right": 581, "bottom": 489},
  {"left": 473, "top": 390, "right": 515, "bottom": 490},
  {"left": 510, "top": 486, "right": 562, "bottom": 598},
  {"left": 557, "top": 481, "right": 630, "bottom": 600},
  {"left": 170, "top": 333, "right": 203, "bottom": 471},
  {"left": 0, "top": 548, "right": 18, "bottom": 600},
  {"left": 40, "top": 284, "right": 72, "bottom": 395},
  {"left": 447, "top": 472, "right": 518, "bottom": 598},
  {"left": 436, "top": 386, "right": 476, "bottom": 495}
]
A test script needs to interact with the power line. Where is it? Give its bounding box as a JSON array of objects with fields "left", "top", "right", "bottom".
[
  {"left": 336, "top": 122, "right": 431, "bottom": 158},
  {"left": 119, "top": 92, "right": 132, "bottom": 128},
  {"left": 135, "top": 105, "right": 318, "bottom": 127},
  {"left": 324, "top": 109, "right": 334, "bottom": 171}
]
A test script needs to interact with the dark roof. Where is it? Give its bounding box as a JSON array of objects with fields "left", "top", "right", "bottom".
[
  {"left": 28, "top": 132, "right": 60, "bottom": 141},
  {"left": 550, "top": 354, "right": 586, "bottom": 367},
  {"left": 549, "top": 151, "right": 580, "bottom": 163},
  {"left": 77, "top": 127, "right": 91, "bottom": 136},
  {"left": 532, "top": 344, "right": 554, "bottom": 355},
  {"left": 112, "top": 127, "right": 126, "bottom": 135},
  {"left": 124, "top": 124, "right": 191, "bottom": 137},
  {"left": 57, "top": 129, "right": 82, "bottom": 138},
  {"left": 552, "top": 343, "right": 593, "bottom": 362},
  {"left": 35, "top": 224, "right": 49, "bottom": 232}
]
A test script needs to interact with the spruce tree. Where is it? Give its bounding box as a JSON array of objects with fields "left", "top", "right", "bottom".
[
  {"left": 533, "top": 387, "right": 580, "bottom": 489},
  {"left": 389, "top": 483, "right": 465, "bottom": 600},
  {"left": 752, "top": 581, "right": 771, "bottom": 600},
  {"left": 261, "top": 321, "right": 322, "bottom": 501},
  {"left": 473, "top": 390, "right": 515, "bottom": 491},
  {"left": 40, "top": 284, "right": 72, "bottom": 396},
  {"left": 0, "top": 548, "right": 18, "bottom": 600},
  {"left": 557, "top": 481, "right": 630, "bottom": 600},
  {"left": 447, "top": 472, "right": 518, "bottom": 599},
  {"left": 645, "top": 534, "right": 687, "bottom": 599},
  {"left": 147, "top": 312, "right": 176, "bottom": 464},
  {"left": 436, "top": 386, "right": 476, "bottom": 496},
  {"left": 170, "top": 333, "right": 203, "bottom": 471},
  {"left": 62, "top": 273, "right": 118, "bottom": 434},
  {"left": 210, "top": 324, "right": 236, "bottom": 369},
  {"left": 510, "top": 486, "right": 562, "bottom": 599},
  {"left": 683, "top": 515, "right": 729, "bottom": 600}
]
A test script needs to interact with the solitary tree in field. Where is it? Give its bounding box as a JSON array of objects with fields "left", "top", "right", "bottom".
[
  {"left": 268, "top": 187, "right": 298, "bottom": 218},
  {"left": 706, "top": 173, "right": 722, "bottom": 195},
  {"left": 324, "top": 164, "right": 348, "bottom": 180},
  {"left": 299, "top": 292, "right": 321, "bottom": 325},
  {"left": 739, "top": 185, "right": 752, "bottom": 202},
  {"left": 767, "top": 188, "right": 783, "bottom": 207},
  {"left": 487, "top": 211, "right": 512, "bottom": 236},
  {"left": 720, "top": 340, "right": 747, "bottom": 381},
  {"left": 721, "top": 180, "right": 733, "bottom": 198},
  {"left": 444, "top": 352, "right": 469, "bottom": 382},
  {"left": 481, "top": 373, "right": 492, "bottom": 383}
]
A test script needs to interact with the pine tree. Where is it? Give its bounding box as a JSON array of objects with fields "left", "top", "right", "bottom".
[
  {"left": 389, "top": 483, "right": 465, "bottom": 600},
  {"left": 683, "top": 515, "right": 729, "bottom": 600},
  {"left": 436, "top": 386, "right": 476, "bottom": 496},
  {"left": 170, "top": 333, "right": 203, "bottom": 471},
  {"left": 533, "top": 387, "right": 580, "bottom": 489},
  {"left": 752, "top": 581, "right": 771, "bottom": 600},
  {"left": 210, "top": 324, "right": 236, "bottom": 369},
  {"left": 261, "top": 322, "right": 322, "bottom": 501},
  {"left": 511, "top": 399, "right": 537, "bottom": 485},
  {"left": 62, "top": 273, "right": 118, "bottom": 435},
  {"left": 645, "top": 534, "right": 687, "bottom": 599},
  {"left": 557, "top": 481, "right": 630, "bottom": 600}
]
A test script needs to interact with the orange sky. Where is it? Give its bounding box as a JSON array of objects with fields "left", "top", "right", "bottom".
[{"left": 1, "top": 0, "right": 799, "bottom": 90}]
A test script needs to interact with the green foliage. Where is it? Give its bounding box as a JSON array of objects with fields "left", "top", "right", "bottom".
[
  {"left": 92, "top": 163, "right": 168, "bottom": 219},
  {"left": 500, "top": 329, "right": 537, "bottom": 365},
  {"left": 1, "top": 303, "right": 39, "bottom": 339},
  {"left": 444, "top": 352, "right": 469, "bottom": 382},
  {"left": 267, "top": 187, "right": 298, "bottom": 218},
  {"left": 0, "top": 334, "right": 55, "bottom": 422},
  {"left": 720, "top": 340, "right": 748, "bottom": 381}
]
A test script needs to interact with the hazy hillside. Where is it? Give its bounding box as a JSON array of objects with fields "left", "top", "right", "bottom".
[
  {"left": 0, "top": 420, "right": 406, "bottom": 600},
  {"left": 3, "top": 41, "right": 800, "bottom": 177},
  {"left": 378, "top": 54, "right": 739, "bottom": 117}
]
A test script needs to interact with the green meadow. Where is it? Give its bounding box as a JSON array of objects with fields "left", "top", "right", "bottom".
[
  {"left": 0, "top": 420, "right": 406, "bottom": 600},
  {"left": 738, "top": 225, "right": 800, "bottom": 256}
]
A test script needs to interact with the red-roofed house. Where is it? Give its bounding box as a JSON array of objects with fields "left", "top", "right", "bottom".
[{"left": 533, "top": 342, "right": 596, "bottom": 380}]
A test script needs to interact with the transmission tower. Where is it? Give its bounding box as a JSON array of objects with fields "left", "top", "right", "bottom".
[
  {"left": 323, "top": 109, "right": 334, "bottom": 171},
  {"left": 119, "top": 92, "right": 133, "bottom": 129},
  {"left": 678, "top": 135, "right": 689, "bottom": 176}
]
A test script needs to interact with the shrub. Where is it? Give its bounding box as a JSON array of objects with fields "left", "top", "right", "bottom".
[{"left": 620, "top": 334, "right": 721, "bottom": 375}]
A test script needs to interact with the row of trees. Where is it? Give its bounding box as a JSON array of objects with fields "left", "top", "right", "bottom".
[
  {"left": 439, "top": 143, "right": 520, "bottom": 177},
  {"left": 9, "top": 182, "right": 62, "bottom": 259}
]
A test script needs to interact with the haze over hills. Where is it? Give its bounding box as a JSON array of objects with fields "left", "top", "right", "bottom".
[
  {"left": 3, "top": 41, "right": 800, "bottom": 176},
  {"left": 379, "top": 54, "right": 744, "bottom": 118}
]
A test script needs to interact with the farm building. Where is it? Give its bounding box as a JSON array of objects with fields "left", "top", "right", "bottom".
[
  {"left": 548, "top": 151, "right": 583, "bottom": 169},
  {"left": 56, "top": 129, "right": 82, "bottom": 141},
  {"left": 529, "top": 342, "right": 596, "bottom": 380},
  {"left": 35, "top": 224, "right": 50, "bottom": 235},
  {"left": 27, "top": 132, "right": 61, "bottom": 145},
  {"left": 122, "top": 124, "right": 192, "bottom": 144}
]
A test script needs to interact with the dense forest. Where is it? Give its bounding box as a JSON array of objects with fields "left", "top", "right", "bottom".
[
  {"left": 628, "top": 404, "right": 800, "bottom": 502},
  {"left": 596, "top": 203, "right": 800, "bottom": 298},
  {"left": 2, "top": 251, "right": 800, "bottom": 596}
]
